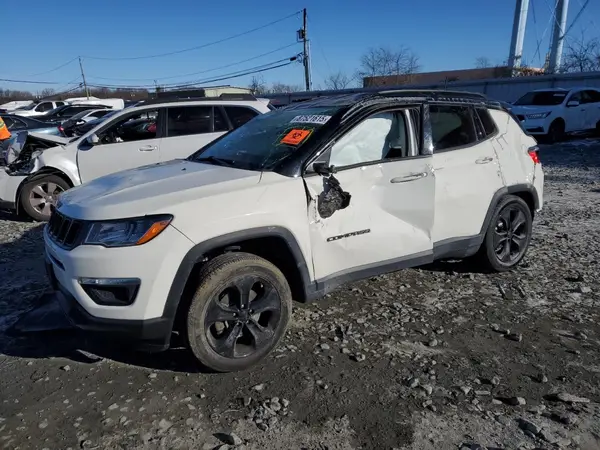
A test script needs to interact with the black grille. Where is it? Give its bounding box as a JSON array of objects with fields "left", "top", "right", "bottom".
[{"left": 47, "top": 210, "right": 84, "bottom": 249}]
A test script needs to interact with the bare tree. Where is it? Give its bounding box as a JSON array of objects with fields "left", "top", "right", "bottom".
[
  {"left": 324, "top": 71, "right": 352, "bottom": 90},
  {"left": 40, "top": 88, "right": 56, "bottom": 98},
  {"left": 268, "top": 82, "right": 302, "bottom": 94},
  {"left": 561, "top": 36, "right": 600, "bottom": 73},
  {"left": 475, "top": 57, "right": 492, "bottom": 69},
  {"left": 248, "top": 75, "right": 267, "bottom": 95},
  {"left": 356, "top": 46, "right": 420, "bottom": 79}
]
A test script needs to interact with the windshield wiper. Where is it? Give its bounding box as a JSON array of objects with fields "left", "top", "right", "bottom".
[{"left": 193, "top": 155, "right": 237, "bottom": 167}]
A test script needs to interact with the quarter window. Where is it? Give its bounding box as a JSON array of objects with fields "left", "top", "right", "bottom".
[
  {"left": 430, "top": 105, "right": 477, "bottom": 151},
  {"left": 226, "top": 106, "right": 258, "bottom": 128},
  {"left": 475, "top": 107, "right": 497, "bottom": 138},
  {"left": 329, "top": 111, "right": 409, "bottom": 168}
]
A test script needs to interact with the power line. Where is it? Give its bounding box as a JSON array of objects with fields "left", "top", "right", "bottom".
[
  {"left": 82, "top": 11, "right": 302, "bottom": 61},
  {"left": 23, "top": 57, "right": 80, "bottom": 78},
  {"left": 87, "top": 42, "right": 300, "bottom": 82},
  {"left": 88, "top": 56, "right": 299, "bottom": 90},
  {"left": 0, "top": 78, "right": 63, "bottom": 85}
]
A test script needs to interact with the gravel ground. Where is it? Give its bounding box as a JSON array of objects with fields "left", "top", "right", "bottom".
[{"left": 1, "top": 138, "right": 600, "bottom": 450}]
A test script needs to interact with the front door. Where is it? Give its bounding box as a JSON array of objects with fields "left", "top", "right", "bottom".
[
  {"left": 77, "top": 108, "right": 161, "bottom": 183},
  {"left": 303, "top": 109, "right": 434, "bottom": 282},
  {"left": 160, "top": 105, "right": 229, "bottom": 161},
  {"left": 564, "top": 91, "right": 587, "bottom": 132}
]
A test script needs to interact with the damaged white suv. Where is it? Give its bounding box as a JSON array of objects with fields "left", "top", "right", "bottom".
[
  {"left": 44, "top": 90, "right": 544, "bottom": 372},
  {"left": 1, "top": 95, "right": 271, "bottom": 221}
]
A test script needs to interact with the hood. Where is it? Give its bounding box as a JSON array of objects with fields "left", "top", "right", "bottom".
[
  {"left": 27, "top": 132, "right": 70, "bottom": 145},
  {"left": 58, "top": 159, "right": 262, "bottom": 220},
  {"left": 510, "top": 105, "right": 557, "bottom": 114}
]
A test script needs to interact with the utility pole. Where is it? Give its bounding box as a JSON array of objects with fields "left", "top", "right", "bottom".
[
  {"left": 300, "top": 8, "right": 312, "bottom": 91},
  {"left": 78, "top": 57, "right": 90, "bottom": 99},
  {"left": 507, "top": 0, "right": 530, "bottom": 74},
  {"left": 548, "top": 0, "right": 570, "bottom": 73}
]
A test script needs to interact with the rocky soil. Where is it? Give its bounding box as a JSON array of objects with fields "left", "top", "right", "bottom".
[{"left": 1, "top": 138, "right": 600, "bottom": 450}]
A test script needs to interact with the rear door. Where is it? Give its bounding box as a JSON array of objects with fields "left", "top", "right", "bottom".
[
  {"left": 160, "top": 105, "right": 230, "bottom": 161},
  {"left": 77, "top": 108, "right": 162, "bottom": 182},
  {"left": 583, "top": 89, "right": 600, "bottom": 130},
  {"left": 303, "top": 107, "right": 434, "bottom": 281},
  {"left": 564, "top": 91, "right": 587, "bottom": 132},
  {"left": 429, "top": 104, "right": 505, "bottom": 244}
]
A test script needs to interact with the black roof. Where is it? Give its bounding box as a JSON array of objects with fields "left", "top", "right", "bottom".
[{"left": 280, "top": 89, "right": 491, "bottom": 110}]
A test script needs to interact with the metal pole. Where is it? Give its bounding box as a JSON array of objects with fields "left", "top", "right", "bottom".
[
  {"left": 78, "top": 57, "right": 90, "bottom": 99},
  {"left": 302, "top": 8, "right": 312, "bottom": 91},
  {"left": 508, "top": 0, "right": 530, "bottom": 72},
  {"left": 548, "top": 0, "right": 570, "bottom": 73}
]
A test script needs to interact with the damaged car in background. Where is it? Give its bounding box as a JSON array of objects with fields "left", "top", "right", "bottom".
[{"left": 0, "top": 95, "right": 271, "bottom": 221}]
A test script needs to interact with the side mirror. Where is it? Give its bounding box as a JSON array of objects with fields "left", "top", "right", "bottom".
[
  {"left": 567, "top": 100, "right": 580, "bottom": 107},
  {"left": 312, "top": 161, "right": 337, "bottom": 176},
  {"left": 87, "top": 133, "right": 100, "bottom": 145}
]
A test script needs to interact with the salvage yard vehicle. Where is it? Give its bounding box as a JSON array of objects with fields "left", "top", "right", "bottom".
[
  {"left": 12, "top": 100, "right": 67, "bottom": 117},
  {"left": 44, "top": 89, "right": 545, "bottom": 373},
  {"left": 511, "top": 87, "right": 600, "bottom": 142},
  {"left": 0, "top": 94, "right": 271, "bottom": 220}
]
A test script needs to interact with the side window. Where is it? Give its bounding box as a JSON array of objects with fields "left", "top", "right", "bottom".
[
  {"left": 2, "top": 117, "right": 15, "bottom": 128},
  {"left": 329, "top": 111, "right": 409, "bottom": 168},
  {"left": 97, "top": 109, "right": 158, "bottom": 145},
  {"left": 36, "top": 102, "right": 53, "bottom": 112},
  {"left": 475, "top": 107, "right": 497, "bottom": 139},
  {"left": 92, "top": 110, "right": 110, "bottom": 118},
  {"left": 430, "top": 105, "right": 477, "bottom": 151},
  {"left": 213, "top": 107, "right": 229, "bottom": 132},
  {"left": 582, "top": 90, "right": 600, "bottom": 103},
  {"left": 167, "top": 106, "right": 211, "bottom": 137},
  {"left": 57, "top": 102, "right": 66, "bottom": 107},
  {"left": 226, "top": 106, "right": 258, "bottom": 129},
  {"left": 568, "top": 91, "right": 582, "bottom": 103}
]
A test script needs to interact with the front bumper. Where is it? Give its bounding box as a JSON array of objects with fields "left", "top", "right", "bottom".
[
  {"left": 43, "top": 222, "right": 195, "bottom": 351},
  {"left": 519, "top": 117, "right": 548, "bottom": 135},
  {"left": 47, "top": 260, "right": 172, "bottom": 352}
]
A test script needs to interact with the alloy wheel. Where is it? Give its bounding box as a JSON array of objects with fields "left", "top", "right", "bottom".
[
  {"left": 203, "top": 275, "right": 282, "bottom": 359},
  {"left": 493, "top": 206, "right": 528, "bottom": 264},
  {"left": 28, "top": 181, "right": 64, "bottom": 217}
]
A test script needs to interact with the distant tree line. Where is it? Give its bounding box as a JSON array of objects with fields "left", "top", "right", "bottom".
[{"left": 0, "top": 87, "right": 150, "bottom": 104}]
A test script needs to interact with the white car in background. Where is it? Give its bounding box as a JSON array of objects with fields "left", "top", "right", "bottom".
[
  {"left": 0, "top": 95, "right": 271, "bottom": 221},
  {"left": 511, "top": 87, "right": 600, "bottom": 142},
  {"left": 12, "top": 100, "right": 68, "bottom": 117}
]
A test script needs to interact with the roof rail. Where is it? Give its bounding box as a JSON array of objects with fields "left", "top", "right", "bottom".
[
  {"left": 138, "top": 93, "right": 258, "bottom": 106},
  {"left": 378, "top": 89, "right": 487, "bottom": 100}
]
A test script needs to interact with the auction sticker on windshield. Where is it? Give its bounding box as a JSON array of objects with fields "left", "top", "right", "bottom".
[
  {"left": 290, "top": 115, "right": 331, "bottom": 125},
  {"left": 280, "top": 129, "right": 312, "bottom": 146}
]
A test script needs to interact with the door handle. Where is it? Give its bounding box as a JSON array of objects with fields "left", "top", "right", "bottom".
[
  {"left": 475, "top": 157, "right": 493, "bottom": 164},
  {"left": 138, "top": 145, "right": 157, "bottom": 152},
  {"left": 390, "top": 172, "right": 427, "bottom": 183}
]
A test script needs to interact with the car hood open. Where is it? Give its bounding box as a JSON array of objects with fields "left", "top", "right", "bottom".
[{"left": 58, "top": 159, "right": 263, "bottom": 220}]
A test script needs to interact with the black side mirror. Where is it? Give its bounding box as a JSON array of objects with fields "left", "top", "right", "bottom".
[{"left": 312, "top": 161, "right": 337, "bottom": 176}]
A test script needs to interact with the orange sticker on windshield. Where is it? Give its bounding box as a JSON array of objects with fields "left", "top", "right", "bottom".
[{"left": 280, "top": 129, "right": 311, "bottom": 146}]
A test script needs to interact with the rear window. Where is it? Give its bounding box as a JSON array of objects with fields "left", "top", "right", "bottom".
[{"left": 188, "top": 107, "right": 341, "bottom": 171}]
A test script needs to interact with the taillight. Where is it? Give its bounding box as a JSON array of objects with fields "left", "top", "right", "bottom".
[
  {"left": 58, "top": 125, "right": 64, "bottom": 135},
  {"left": 528, "top": 145, "right": 540, "bottom": 164}
]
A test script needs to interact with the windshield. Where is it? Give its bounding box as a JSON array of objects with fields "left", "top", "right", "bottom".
[
  {"left": 514, "top": 91, "right": 568, "bottom": 106},
  {"left": 188, "top": 107, "right": 341, "bottom": 171},
  {"left": 17, "top": 103, "right": 37, "bottom": 111}
]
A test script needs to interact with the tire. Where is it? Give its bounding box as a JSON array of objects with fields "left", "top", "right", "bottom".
[
  {"left": 478, "top": 195, "right": 533, "bottom": 272},
  {"left": 185, "top": 252, "right": 292, "bottom": 372},
  {"left": 19, "top": 175, "right": 70, "bottom": 221},
  {"left": 546, "top": 120, "right": 565, "bottom": 144}
]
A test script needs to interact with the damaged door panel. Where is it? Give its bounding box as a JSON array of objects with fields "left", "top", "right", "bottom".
[{"left": 303, "top": 109, "right": 435, "bottom": 281}]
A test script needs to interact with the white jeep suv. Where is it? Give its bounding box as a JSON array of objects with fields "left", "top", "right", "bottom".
[
  {"left": 44, "top": 90, "right": 544, "bottom": 372},
  {"left": 0, "top": 94, "right": 271, "bottom": 221},
  {"left": 511, "top": 87, "right": 600, "bottom": 142}
]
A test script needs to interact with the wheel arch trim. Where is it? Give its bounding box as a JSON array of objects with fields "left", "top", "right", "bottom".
[
  {"left": 161, "top": 226, "right": 313, "bottom": 325},
  {"left": 479, "top": 183, "right": 540, "bottom": 237}
]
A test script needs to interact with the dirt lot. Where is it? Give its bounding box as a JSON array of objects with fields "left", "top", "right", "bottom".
[{"left": 1, "top": 139, "right": 600, "bottom": 450}]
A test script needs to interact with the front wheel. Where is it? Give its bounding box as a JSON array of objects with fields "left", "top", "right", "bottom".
[
  {"left": 19, "top": 175, "right": 70, "bottom": 221},
  {"left": 185, "top": 252, "right": 292, "bottom": 372},
  {"left": 546, "top": 120, "right": 565, "bottom": 143},
  {"left": 478, "top": 195, "right": 533, "bottom": 272}
]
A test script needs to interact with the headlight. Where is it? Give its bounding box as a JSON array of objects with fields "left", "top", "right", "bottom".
[
  {"left": 83, "top": 214, "right": 172, "bottom": 248},
  {"left": 525, "top": 112, "right": 550, "bottom": 119}
]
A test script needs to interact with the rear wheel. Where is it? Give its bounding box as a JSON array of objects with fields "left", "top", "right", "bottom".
[
  {"left": 19, "top": 175, "right": 70, "bottom": 221},
  {"left": 185, "top": 252, "right": 292, "bottom": 372},
  {"left": 478, "top": 195, "right": 533, "bottom": 272}
]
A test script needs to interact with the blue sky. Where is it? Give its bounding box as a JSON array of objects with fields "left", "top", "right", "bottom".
[{"left": 4, "top": 0, "right": 600, "bottom": 94}]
